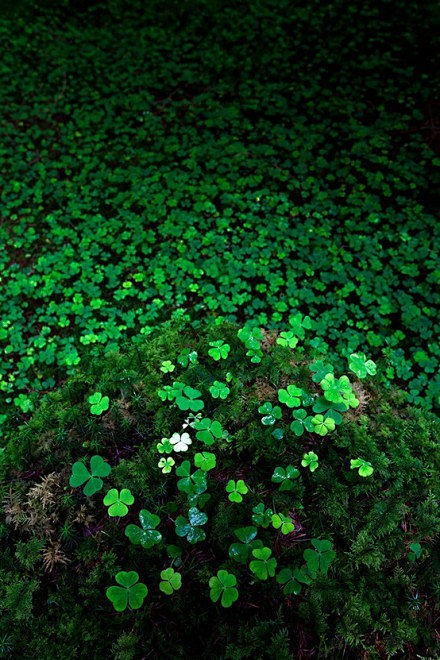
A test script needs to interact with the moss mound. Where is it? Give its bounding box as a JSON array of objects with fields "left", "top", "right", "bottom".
[{"left": 0, "top": 321, "right": 439, "bottom": 658}]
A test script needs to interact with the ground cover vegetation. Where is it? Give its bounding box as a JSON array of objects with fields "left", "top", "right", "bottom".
[
  {"left": 0, "top": 0, "right": 439, "bottom": 433},
  {"left": 0, "top": 321, "right": 439, "bottom": 658}
]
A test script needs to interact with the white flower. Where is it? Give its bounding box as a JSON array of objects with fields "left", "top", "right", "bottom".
[{"left": 170, "top": 432, "right": 192, "bottom": 452}]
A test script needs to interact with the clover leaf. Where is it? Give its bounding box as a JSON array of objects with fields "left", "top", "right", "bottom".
[
  {"left": 309, "top": 360, "right": 334, "bottom": 384},
  {"left": 160, "top": 360, "right": 175, "bottom": 373},
  {"left": 278, "top": 385, "right": 302, "bottom": 408},
  {"left": 175, "top": 507, "right": 208, "bottom": 544},
  {"left": 349, "top": 352, "right": 377, "bottom": 379},
  {"left": 252, "top": 502, "right": 274, "bottom": 528},
  {"left": 157, "top": 381, "right": 185, "bottom": 402},
  {"left": 208, "top": 340, "right": 230, "bottom": 361},
  {"left": 229, "top": 526, "right": 263, "bottom": 564},
  {"left": 249, "top": 547, "right": 277, "bottom": 580},
  {"left": 175, "top": 460, "right": 207, "bottom": 496},
  {"left": 271, "top": 466, "right": 300, "bottom": 491},
  {"left": 288, "top": 312, "right": 313, "bottom": 339},
  {"left": 290, "top": 408, "right": 314, "bottom": 436},
  {"left": 125, "top": 509, "right": 162, "bottom": 549},
  {"left": 103, "top": 488, "right": 134, "bottom": 517},
  {"left": 350, "top": 457, "right": 374, "bottom": 477},
  {"left": 209, "top": 570, "right": 239, "bottom": 608},
  {"left": 301, "top": 451, "right": 319, "bottom": 472},
  {"left": 158, "top": 457, "right": 175, "bottom": 473},
  {"left": 175, "top": 386, "right": 204, "bottom": 412},
  {"left": 226, "top": 479, "right": 248, "bottom": 503},
  {"left": 408, "top": 542, "right": 422, "bottom": 562},
  {"left": 159, "top": 568, "right": 182, "bottom": 595},
  {"left": 170, "top": 432, "right": 192, "bottom": 452},
  {"left": 311, "top": 414, "right": 336, "bottom": 436},
  {"left": 69, "top": 455, "right": 111, "bottom": 496},
  {"left": 157, "top": 437, "right": 174, "bottom": 454},
  {"left": 194, "top": 418, "right": 223, "bottom": 445},
  {"left": 194, "top": 451, "right": 216, "bottom": 472},
  {"left": 177, "top": 348, "right": 198, "bottom": 368},
  {"left": 258, "top": 402, "right": 282, "bottom": 426},
  {"left": 276, "top": 567, "right": 313, "bottom": 595},
  {"left": 303, "top": 539, "right": 336, "bottom": 576},
  {"left": 320, "top": 374, "right": 353, "bottom": 404},
  {"left": 276, "top": 331, "right": 299, "bottom": 349},
  {"left": 271, "top": 513, "right": 295, "bottom": 534},
  {"left": 312, "top": 397, "right": 348, "bottom": 425},
  {"left": 209, "top": 380, "right": 230, "bottom": 399},
  {"left": 237, "top": 327, "right": 264, "bottom": 362},
  {"left": 106, "top": 571, "right": 148, "bottom": 611},
  {"left": 88, "top": 391, "right": 110, "bottom": 415}
]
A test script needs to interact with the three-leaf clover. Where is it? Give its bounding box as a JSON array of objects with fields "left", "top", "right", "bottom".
[
  {"left": 158, "top": 457, "right": 175, "bottom": 473},
  {"left": 309, "top": 360, "right": 334, "bottom": 384},
  {"left": 226, "top": 479, "right": 248, "bottom": 503},
  {"left": 88, "top": 391, "right": 110, "bottom": 415},
  {"left": 125, "top": 510, "right": 162, "bottom": 549},
  {"left": 194, "top": 451, "right": 217, "bottom": 472},
  {"left": 252, "top": 502, "right": 274, "bottom": 528},
  {"left": 69, "top": 455, "right": 111, "bottom": 496},
  {"left": 177, "top": 348, "right": 198, "bottom": 368},
  {"left": 408, "top": 542, "right": 422, "bottom": 562},
  {"left": 194, "top": 418, "right": 223, "bottom": 445},
  {"left": 320, "top": 374, "right": 353, "bottom": 404},
  {"left": 276, "top": 331, "right": 299, "bottom": 349},
  {"left": 271, "top": 466, "right": 300, "bottom": 491},
  {"left": 288, "top": 312, "right": 312, "bottom": 339},
  {"left": 103, "top": 488, "right": 134, "bottom": 517},
  {"left": 209, "top": 570, "right": 239, "bottom": 608},
  {"left": 290, "top": 409, "right": 314, "bottom": 436},
  {"left": 303, "top": 539, "right": 336, "bottom": 576},
  {"left": 170, "top": 432, "right": 192, "bottom": 452},
  {"left": 350, "top": 458, "right": 374, "bottom": 477},
  {"left": 157, "top": 381, "right": 185, "bottom": 402},
  {"left": 159, "top": 568, "right": 182, "bottom": 595},
  {"left": 278, "top": 385, "right": 302, "bottom": 408},
  {"left": 175, "top": 386, "right": 204, "bottom": 412},
  {"left": 208, "top": 340, "right": 230, "bottom": 361},
  {"left": 258, "top": 402, "right": 282, "bottom": 426},
  {"left": 106, "top": 571, "right": 148, "bottom": 612},
  {"left": 301, "top": 451, "right": 319, "bottom": 472},
  {"left": 311, "top": 414, "right": 336, "bottom": 436},
  {"left": 160, "top": 360, "right": 175, "bottom": 373},
  {"left": 249, "top": 547, "right": 277, "bottom": 580},
  {"left": 175, "top": 507, "right": 208, "bottom": 544},
  {"left": 209, "top": 380, "right": 230, "bottom": 399},
  {"left": 175, "top": 460, "right": 207, "bottom": 496},
  {"left": 349, "top": 353, "right": 377, "bottom": 379},
  {"left": 276, "top": 567, "right": 312, "bottom": 595},
  {"left": 271, "top": 513, "right": 295, "bottom": 534},
  {"left": 157, "top": 438, "right": 174, "bottom": 454},
  {"left": 312, "top": 397, "right": 348, "bottom": 425},
  {"left": 229, "top": 527, "right": 263, "bottom": 564}
]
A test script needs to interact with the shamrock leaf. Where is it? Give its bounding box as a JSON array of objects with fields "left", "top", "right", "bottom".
[
  {"left": 309, "top": 360, "right": 334, "bottom": 384},
  {"left": 408, "top": 542, "right": 422, "bottom": 562},
  {"left": 278, "top": 385, "right": 302, "bottom": 408},
  {"left": 175, "top": 460, "right": 207, "bottom": 496},
  {"left": 106, "top": 571, "right": 148, "bottom": 611},
  {"left": 158, "top": 457, "right": 175, "bottom": 473},
  {"left": 258, "top": 402, "right": 282, "bottom": 426},
  {"left": 311, "top": 414, "right": 336, "bottom": 436},
  {"left": 249, "top": 547, "right": 277, "bottom": 580},
  {"left": 303, "top": 539, "right": 336, "bottom": 576},
  {"left": 194, "top": 451, "right": 217, "bottom": 472},
  {"left": 88, "top": 391, "right": 110, "bottom": 415},
  {"left": 194, "top": 418, "right": 223, "bottom": 445},
  {"left": 177, "top": 348, "right": 198, "bottom": 368},
  {"left": 159, "top": 568, "right": 182, "bottom": 595},
  {"left": 312, "top": 397, "right": 348, "bottom": 425},
  {"left": 276, "top": 567, "right": 312, "bottom": 595},
  {"left": 349, "top": 352, "right": 377, "bottom": 379},
  {"left": 237, "top": 327, "right": 264, "bottom": 362},
  {"left": 301, "top": 451, "right": 319, "bottom": 472},
  {"left": 320, "top": 374, "right": 353, "bottom": 404},
  {"left": 125, "top": 509, "right": 162, "bottom": 549},
  {"left": 290, "top": 408, "right": 314, "bottom": 436},
  {"left": 271, "top": 466, "right": 300, "bottom": 491},
  {"left": 208, "top": 340, "right": 230, "bottom": 361},
  {"left": 229, "top": 527, "right": 263, "bottom": 564},
  {"left": 209, "top": 570, "right": 239, "bottom": 608},
  {"left": 271, "top": 513, "right": 295, "bottom": 534},
  {"left": 103, "top": 488, "right": 134, "bottom": 517},
  {"left": 252, "top": 502, "right": 274, "bottom": 528},
  {"left": 157, "top": 437, "right": 174, "bottom": 454},
  {"left": 226, "top": 479, "right": 248, "bottom": 503},
  {"left": 175, "top": 507, "right": 208, "bottom": 544},
  {"left": 276, "top": 331, "right": 299, "bottom": 349},
  {"left": 350, "top": 458, "right": 374, "bottom": 477},
  {"left": 69, "top": 455, "right": 111, "bottom": 496},
  {"left": 175, "top": 386, "right": 204, "bottom": 412},
  {"left": 170, "top": 432, "right": 192, "bottom": 452},
  {"left": 288, "top": 312, "right": 313, "bottom": 339},
  {"left": 157, "top": 381, "right": 185, "bottom": 402},
  {"left": 209, "top": 380, "right": 230, "bottom": 399},
  {"left": 160, "top": 360, "right": 175, "bottom": 373}
]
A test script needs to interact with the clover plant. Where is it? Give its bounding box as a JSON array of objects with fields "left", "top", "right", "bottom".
[
  {"left": 177, "top": 348, "right": 198, "bottom": 368},
  {"left": 303, "top": 539, "right": 336, "bottom": 577},
  {"left": 175, "top": 507, "right": 208, "bottom": 544},
  {"left": 69, "top": 455, "right": 111, "bottom": 496},
  {"left": 288, "top": 312, "right": 312, "bottom": 339},
  {"left": 348, "top": 353, "right": 377, "bottom": 379},
  {"left": 276, "top": 567, "right": 313, "bottom": 595},
  {"left": 158, "top": 457, "right": 175, "bottom": 474},
  {"left": 249, "top": 547, "right": 277, "bottom": 580},
  {"left": 175, "top": 386, "right": 204, "bottom": 412},
  {"left": 276, "top": 331, "right": 299, "bottom": 349},
  {"left": 88, "top": 392, "right": 110, "bottom": 415},
  {"left": 309, "top": 360, "right": 334, "bottom": 384},
  {"left": 311, "top": 414, "right": 336, "bottom": 436},
  {"left": 228, "top": 527, "right": 263, "bottom": 564},
  {"left": 125, "top": 510, "right": 162, "bottom": 549},
  {"left": 159, "top": 568, "right": 182, "bottom": 595},
  {"left": 194, "top": 418, "right": 223, "bottom": 445},
  {"left": 312, "top": 397, "right": 348, "bottom": 425},
  {"left": 160, "top": 360, "right": 175, "bottom": 373},
  {"left": 301, "top": 452, "right": 319, "bottom": 472},
  {"left": 208, "top": 340, "right": 230, "bottom": 361},
  {"left": 194, "top": 452, "right": 216, "bottom": 472},
  {"left": 106, "top": 571, "right": 148, "bottom": 612},
  {"left": 237, "top": 327, "right": 264, "bottom": 362},
  {"left": 209, "top": 570, "right": 239, "bottom": 608},
  {"left": 290, "top": 409, "right": 314, "bottom": 436},
  {"left": 157, "top": 381, "right": 185, "bottom": 402},
  {"left": 408, "top": 542, "right": 422, "bottom": 562},
  {"left": 258, "top": 402, "right": 282, "bottom": 426},
  {"left": 252, "top": 503, "right": 274, "bottom": 528},
  {"left": 225, "top": 479, "right": 248, "bottom": 503},
  {"left": 170, "top": 432, "right": 192, "bottom": 452},
  {"left": 175, "top": 461, "right": 207, "bottom": 497},
  {"left": 271, "top": 513, "right": 295, "bottom": 534},
  {"left": 103, "top": 488, "right": 134, "bottom": 517},
  {"left": 271, "top": 466, "right": 300, "bottom": 491},
  {"left": 278, "top": 385, "right": 302, "bottom": 408},
  {"left": 209, "top": 381, "right": 230, "bottom": 399},
  {"left": 157, "top": 438, "right": 174, "bottom": 454},
  {"left": 350, "top": 458, "right": 374, "bottom": 477}
]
